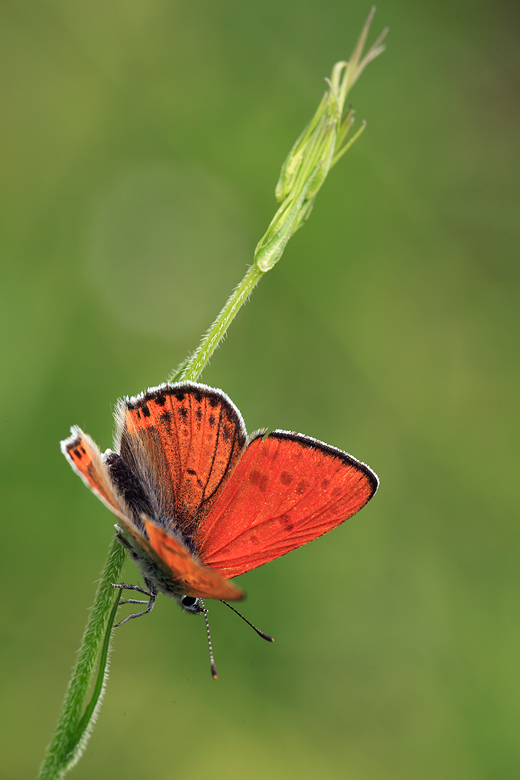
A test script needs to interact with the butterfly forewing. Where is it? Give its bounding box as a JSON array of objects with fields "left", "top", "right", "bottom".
[
  {"left": 194, "top": 431, "right": 378, "bottom": 578},
  {"left": 116, "top": 383, "right": 247, "bottom": 536},
  {"left": 62, "top": 427, "right": 127, "bottom": 518},
  {"left": 61, "top": 427, "right": 157, "bottom": 553}
]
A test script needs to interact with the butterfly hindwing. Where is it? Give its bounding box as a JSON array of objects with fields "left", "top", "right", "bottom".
[
  {"left": 194, "top": 431, "right": 378, "bottom": 579},
  {"left": 144, "top": 519, "right": 244, "bottom": 601},
  {"left": 115, "top": 383, "right": 247, "bottom": 537}
]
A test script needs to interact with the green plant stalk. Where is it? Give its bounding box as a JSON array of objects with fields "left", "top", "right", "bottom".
[
  {"left": 174, "top": 7, "right": 387, "bottom": 382},
  {"left": 39, "top": 9, "right": 386, "bottom": 778},
  {"left": 173, "top": 174, "right": 316, "bottom": 384},
  {"left": 72, "top": 589, "right": 122, "bottom": 748},
  {"left": 37, "top": 539, "right": 124, "bottom": 780},
  {"left": 172, "top": 263, "right": 263, "bottom": 383}
]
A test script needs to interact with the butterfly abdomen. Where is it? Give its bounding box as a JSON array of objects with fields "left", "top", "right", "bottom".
[{"left": 104, "top": 452, "right": 155, "bottom": 532}]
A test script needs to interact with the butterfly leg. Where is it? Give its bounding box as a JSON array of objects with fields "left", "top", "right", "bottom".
[
  {"left": 114, "top": 523, "right": 134, "bottom": 551},
  {"left": 111, "top": 580, "right": 157, "bottom": 626}
]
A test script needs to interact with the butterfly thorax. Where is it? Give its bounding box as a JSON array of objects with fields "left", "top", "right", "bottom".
[
  {"left": 114, "top": 525, "right": 205, "bottom": 616},
  {"left": 106, "top": 451, "right": 203, "bottom": 605}
]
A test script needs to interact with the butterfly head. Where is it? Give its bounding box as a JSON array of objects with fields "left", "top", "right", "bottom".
[{"left": 176, "top": 595, "right": 205, "bottom": 615}]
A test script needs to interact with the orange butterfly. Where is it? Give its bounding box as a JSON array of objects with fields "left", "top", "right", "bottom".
[{"left": 62, "top": 382, "right": 378, "bottom": 665}]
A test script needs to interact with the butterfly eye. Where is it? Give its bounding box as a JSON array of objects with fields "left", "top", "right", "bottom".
[{"left": 180, "top": 595, "right": 203, "bottom": 614}]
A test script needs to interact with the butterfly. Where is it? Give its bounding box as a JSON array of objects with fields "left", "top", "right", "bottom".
[{"left": 62, "top": 381, "right": 378, "bottom": 664}]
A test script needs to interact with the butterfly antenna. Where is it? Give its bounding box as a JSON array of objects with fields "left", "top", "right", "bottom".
[
  {"left": 221, "top": 601, "right": 274, "bottom": 642},
  {"left": 200, "top": 599, "right": 218, "bottom": 680}
]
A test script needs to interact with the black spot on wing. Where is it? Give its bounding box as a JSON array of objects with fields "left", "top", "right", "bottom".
[
  {"left": 267, "top": 430, "right": 379, "bottom": 497},
  {"left": 122, "top": 382, "right": 247, "bottom": 450}
]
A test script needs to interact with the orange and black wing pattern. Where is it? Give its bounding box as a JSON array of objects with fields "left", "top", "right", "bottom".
[
  {"left": 114, "top": 382, "right": 247, "bottom": 538},
  {"left": 62, "top": 423, "right": 244, "bottom": 600},
  {"left": 194, "top": 431, "right": 378, "bottom": 579},
  {"left": 61, "top": 426, "right": 152, "bottom": 553},
  {"left": 61, "top": 427, "right": 127, "bottom": 520}
]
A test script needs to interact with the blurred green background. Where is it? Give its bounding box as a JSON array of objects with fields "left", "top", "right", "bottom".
[{"left": 1, "top": 1, "right": 519, "bottom": 778}]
